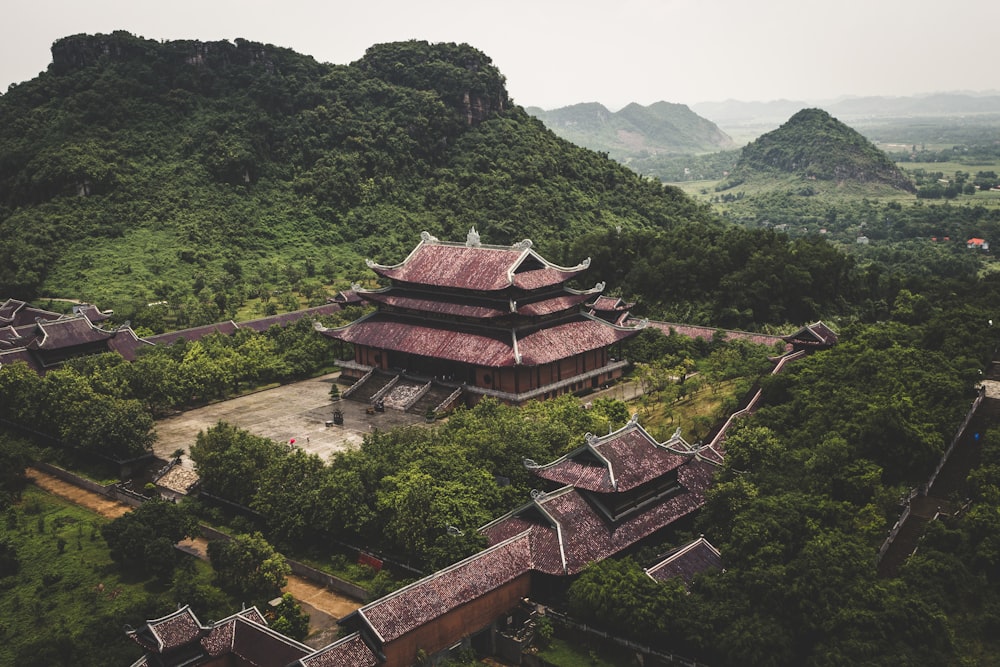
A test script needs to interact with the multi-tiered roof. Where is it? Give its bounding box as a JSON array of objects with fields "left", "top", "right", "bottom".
[{"left": 319, "top": 230, "right": 645, "bottom": 402}]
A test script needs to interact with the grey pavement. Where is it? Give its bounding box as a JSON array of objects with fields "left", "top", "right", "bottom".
[{"left": 153, "top": 372, "right": 425, "bottom": 467}]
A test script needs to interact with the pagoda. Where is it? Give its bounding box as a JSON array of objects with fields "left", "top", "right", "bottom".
[{"left": 317, "top": 230, "right": 646, "bottom": 406}]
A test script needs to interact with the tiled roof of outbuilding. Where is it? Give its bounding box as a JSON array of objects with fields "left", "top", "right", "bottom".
[
  {"left": 530, "top": 419, "right": 696, "bottom": 492},
  {"left": 483, "top": 457, "right": 716, "bottom": 576},
  {"left": 296, "top": 632, "right": 378, "bottom": 667},
  {"left": 142, "top": 321, "right": 239, "bottom": 346},
  {"left": 350, "top": 531, "right": 534, "bottom": 644},
  {"left": 645, "top": 537, "right": 722, "bottom": 586},
  {"left": 127, "top": 605, "right": 204, "bottom": 653},
  {"left": 26, "top": 315, "right": 114, "bottom": 350}
]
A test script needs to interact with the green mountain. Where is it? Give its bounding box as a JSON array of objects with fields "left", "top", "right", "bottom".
[
  {"left": 722, "top": 108, "right": 916, "bottom": 192},
  {"left": 0, "top": 32, "right": 712, "bottom": 312},
  {"left": 527, "top": 101, "right": 734, "bottom": 159}
]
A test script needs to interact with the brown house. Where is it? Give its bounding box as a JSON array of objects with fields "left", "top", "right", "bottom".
[{"left": 316, "top": 230, "right": 646, "bottom": 405}]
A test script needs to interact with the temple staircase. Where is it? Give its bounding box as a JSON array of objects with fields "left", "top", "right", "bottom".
[
  {"left": 408, "top": 382, "right": 463, "bottom": 416},
  {"left": 343, "top": 370, "right": 397, "bottom": 404}
]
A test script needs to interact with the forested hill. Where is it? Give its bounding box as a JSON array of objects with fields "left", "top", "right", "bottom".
[
  {"left": 723, "top": 108, "right": 916, "bottom": 192},
  {"left": 527, "top": 101, "right": 735, "bottom": 157},
  {"left": 0, "top": 32, "right": 713, "bottom": 308}
]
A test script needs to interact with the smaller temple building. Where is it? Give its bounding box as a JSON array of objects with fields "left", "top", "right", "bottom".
[
  {"left": 317, "top": 230, "right": 646, "bottom": 406},
  {"left": 0, "top": 298, "right": 148, "bottom": 372},
  {"left": 125, "top": 417, "right": 722, "bottom": 667}
]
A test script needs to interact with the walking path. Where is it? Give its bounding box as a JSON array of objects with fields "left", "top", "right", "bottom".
[{"left": 25, "top": 466, "right": 361, "bottom": 646}]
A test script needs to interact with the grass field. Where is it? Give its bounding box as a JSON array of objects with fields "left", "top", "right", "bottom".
[
  {"left": 0, "top": 486, "right": 231, "bottom": 666},
  {"left": 0, "top": 486, "right": 144, "bottom": 664}
]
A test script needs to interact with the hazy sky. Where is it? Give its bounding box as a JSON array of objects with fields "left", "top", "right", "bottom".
[{"left": 3, "top": 0, "right": 995, "bottom": 109}]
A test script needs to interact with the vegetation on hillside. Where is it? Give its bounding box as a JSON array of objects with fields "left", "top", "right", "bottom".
[
  {"left": 0, "top": 32, "right": 714, "bottom": 315},
  {"left": 720, "top": 108, "right": 915, "bottom": 192}
]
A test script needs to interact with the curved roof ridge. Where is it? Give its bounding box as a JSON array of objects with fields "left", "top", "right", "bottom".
[
  {"left": 580, "top": 309, "right": 648, "bottom": 332},
  {"left": 313, "top": 310, "right": 379, "bottom": 334},
  {"left": 565, "top": 281, "right": 606, "bottom": 296}
]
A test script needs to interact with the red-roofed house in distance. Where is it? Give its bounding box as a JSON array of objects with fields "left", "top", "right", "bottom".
[{"left": 316, "top": 230, "right": 646, "bottom": 410}]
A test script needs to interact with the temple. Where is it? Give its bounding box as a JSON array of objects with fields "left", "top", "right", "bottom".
[
  {"left": 126, "top": 417, "right": 722, "bottom": 667},
  {"left": 316, "top": 230, "right": 646, "bottom": 407},
  {"left": 0, "top": 298, "right": 148, "bottom": 372}
]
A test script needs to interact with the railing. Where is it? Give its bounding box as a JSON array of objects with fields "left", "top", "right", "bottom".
[
  {"left": 369, "top": 374, "right": 400, "bottom": 403},
  {"left": 463, "top": 360, "right": 631, "bottom": 403},
  {"left": 436, "top": 386, "right": 465, "bottom": 413},
  {"left": 341, "top": 364, "right": 375, "bottom": 398},
  {"left": 706, "top": 350, "right": 805, "bottom": 450},
  {"left": 924, "top": 386, "right": 985, "bottom": 493},
  {"left": 877, "top": 387, "right": 987, "bottom": 567},
  {"left": 876, "top": 487, "right": 919, "bottom": 564},
  {"left": 403, "top": 381, "right": 433, "bottom": 411}
]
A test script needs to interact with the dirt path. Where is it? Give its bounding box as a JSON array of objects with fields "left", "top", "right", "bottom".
[
  {"left": 26, "top": 467, "right": 362, "bottom": 639},
  {"left": 26, "top": 467, "right": 131, "bottom": 519}
]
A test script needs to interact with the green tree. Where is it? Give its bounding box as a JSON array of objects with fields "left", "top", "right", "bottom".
[
  {"left": 101, "top": 499, "right": 199, "bottom": 580},
  {"left": 268, "top": 593, "right": 310, "bottom": 641},
  {"left": 207, "top": 532, "right": 290, "bottom": 602},
  {"left": 189, "top": 422, "right": 284, "bottom": 506}
]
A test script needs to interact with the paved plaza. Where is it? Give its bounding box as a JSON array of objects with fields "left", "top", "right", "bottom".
[{"left": 153, "top": 372, "right": 425, "bottom": 467}]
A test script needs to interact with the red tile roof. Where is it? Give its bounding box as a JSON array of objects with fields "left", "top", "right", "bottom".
[
  {"left": 644, "top": 320, "right": 789, "bottom": 349},
  {"left": 360, "top": 289, "right": 511, "bottom": 319},
  {"left": 322, "top": 314, "right": 641, "bottom": 368},
  {"left": 324, "top": 313, "right": 518, "bottom": 366},
  {"left": 588, "top": 295, "right": 634, "bottom": 311},
  {"left": 353, "top": 532, "right": 535, "bottom": 644},
  {"left": 782, "top": 321, "right": 838, "bottom": 348},
  {"left": 27, "top": 316, "right": 114, "bottom": 350},
  {"left": 484, "top": 458, "right": 717, "bottom": 576},
  {"left": 297, "top": 632, "right": 378, "bottom": 667},
  {"left": 0, "top": 299, "right": 62, "bottom": 327},
  {"left": 516, "top": 317, "right": 642, "bottom": 366},
  {"left": 645, "top": 537, "right": 722, "bottom": 585},
  {"left": 143, "top": 321, "right": 239, "bottom": 346},
  {"left": 531, "top": 421, "right": 695, "bottom": 492},
  {"left": 237, "top": 304, "right": 343, "bottom": 333},
  {"left": 367, "top": 236, "right": 588, "bottom": 292},
  {"left": 517, "top": 292, "right": 594, "bottom": 317},
  {"left": 128, "top": 606, "right": 204, "bottom": 653}
]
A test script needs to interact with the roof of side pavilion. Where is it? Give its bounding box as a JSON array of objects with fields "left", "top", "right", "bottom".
[
  {"left": 365, "top": 230, "right": 590, "bottom": 292},
  {"left": 527, "top": 419, "right": 698, "bottom": 492}
]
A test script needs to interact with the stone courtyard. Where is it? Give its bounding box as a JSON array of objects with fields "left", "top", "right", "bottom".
[{"left": 152, "top": 372, "right": 426, "bottom": 470}]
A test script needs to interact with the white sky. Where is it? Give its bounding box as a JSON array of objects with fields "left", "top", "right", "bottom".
[{"left": 2, "top": 0, "right": 996, "bottom": 109}]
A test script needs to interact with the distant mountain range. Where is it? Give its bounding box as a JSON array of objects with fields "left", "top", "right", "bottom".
[
  {"left": 526, "top": 101, "right": 735, "bottom": 158},
  {"left": 693, "top": 92, "right": 1000, "bottom": 127}
]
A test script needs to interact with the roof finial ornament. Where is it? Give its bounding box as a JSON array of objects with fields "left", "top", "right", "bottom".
[
  {"left": 628, "top": 413, "right": 640, "bottom": 426},
  {"left": 420, "top": 231, "right": 439, "bottom": 244},
  {"left": 351, "top": 282, "right": 362, "bottom": 292},
  {"left": 530, "top": 488, "right": 547, "bottom": 501},
  {"left": 466, "top": 227, "right": 481, "bottom": 247},
  {"left": 512, "top": 238, "right": 533, "bottom": 250},
  {"left": 594, "top": 281, "right": 606, "bottom": 292},
  {"left": 585, "top": 432, "right": 599, "bottom": 446}
]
